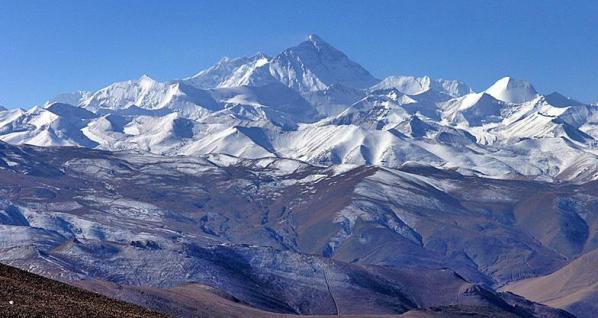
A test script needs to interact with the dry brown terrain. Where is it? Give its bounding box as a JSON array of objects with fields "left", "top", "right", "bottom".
[
  {"left": 73, "top": 279, "right": 564, "bottom": 318},
  {"left": 0, "top": 263, "right": 166, "bottom": 318},
  {"left": 0, "top": 262, "right": 534, "bottom": 318},
  {"left": 0, "top": 142, "right": 585, "bottom": 318},
  {"left": 503, "top": 249, "right": 598, "bottom": 318}
]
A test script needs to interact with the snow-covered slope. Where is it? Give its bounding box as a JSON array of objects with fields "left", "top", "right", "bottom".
[
  {"left": 1, "top": 34, "right": 596, "bottom": 318},
  {"left": 44, "top": 91, "right": 92, "bottom": 107},
  {"left": 184, "top": 53, "right": 273, "bottom": 89},
  {"left": 442, "top": 92, "right": 508, "bottom": 126},
  {"left": 0, "top": 34, "right": 597, "bottom": 182},
  {"left": 269, "top": 34, "right": 379, "bottom": 92},
  {"left": 371, "top": 75, "right": 472, "bottom": 97},
  {"left": 79, "top": 75, "right": 183, "bottom": 112},
  {"left": 485, "top": 76, "right": 539, "bottom": 104}
]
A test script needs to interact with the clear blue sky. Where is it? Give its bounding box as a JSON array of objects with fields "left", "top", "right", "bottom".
[{"left": 1, "top": 0, "right": 597, "bottom": 108}]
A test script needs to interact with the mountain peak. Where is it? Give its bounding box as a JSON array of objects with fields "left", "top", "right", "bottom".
[
  {"left": 269, "top": 35, "right": 379, "bottom": 91},
  {"left": 485, "top": 76, "right": 538, "bottom": 103},
  {"left": 138, "top": 74, "right": 157, "bottom": 85},
  {"left": 185, "top": 53, "right": 272, "bottom": 89},
  {"left": 545, "top": 91, "right": 584, "bottom": 107},
  {"left": 307, "top": 34, "right": 325, "bottom": 43},
  {"left": 307, "top": 33, "right": 320, "bottom": 40},
  {"left": 254, "top": 51, "right": 269, "bottom": 59},
  {"left": 297, "top": 34, "right": 333, "bottom": 52},
  {"left": 371, "top": 75, "right": 471, "bottom": 97}
]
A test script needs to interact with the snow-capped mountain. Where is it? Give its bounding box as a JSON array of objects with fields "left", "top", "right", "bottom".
[
  {"left": 1, "top": 34, "right": 597, "bottom": 182},
  {"left": 183, "top": 34, "right": 378, "bottom": 93},
  {"left": 43, "top": 91, "right": 92, "bottom": 108},
  {"left": 184, "top": 53, "right": 272, "bottom": 89},
  {"left": 484, "top": 76, "right": 539, "bottom": 104},
  {"left": 371, "top": 75, "right": 472, "bottom": 97},
  {"left": 2, "top": 34, "right": 597, "bottom": 318},
  {"left": 269, "top": 34, "right": 379, "bottom": 92}
]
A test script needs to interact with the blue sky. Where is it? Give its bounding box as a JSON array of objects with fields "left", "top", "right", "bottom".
[{"left": 1, "top": 0, "right": 597, "bottom": 108}]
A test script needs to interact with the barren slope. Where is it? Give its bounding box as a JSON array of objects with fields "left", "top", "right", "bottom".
[
  {"left": 504, "top": 249, "right": 598, "bottom": 318},
  {"left": 0, "top": 262, "right": 165, "bottom": 318}
]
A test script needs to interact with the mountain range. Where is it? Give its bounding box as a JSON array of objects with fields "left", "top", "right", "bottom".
[
  {"left": 0, "top": 35, "right": 597, "bottom": 317},
  {"left": 0, "top": 34, "right": 596, "bottom": 182}
]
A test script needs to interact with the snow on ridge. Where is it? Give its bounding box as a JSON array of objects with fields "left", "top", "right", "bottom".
[
  {"left": 1, "top": 35, "right": 597, "bottom": 181},
  {"left": 485, "top": 76, "right": 539, "bottom": 104},
  {"left": 371, "top": 75, "right": 472, "bottom": 97}
]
